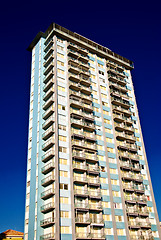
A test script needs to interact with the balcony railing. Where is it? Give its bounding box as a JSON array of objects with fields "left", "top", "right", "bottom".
[
  {"left": 41, "top": 202, "right": 55, "bottom": 213},
  {"left": 75, "top": 233, "right": 91, "bottom": 239},
  {"left": 90, "top": 217, "right": 104, "bottom": 224},
  {"left": 42, "top": 137, "right": 55, "bottom": 151},
  {"left": 74, "top": 176, "right": 88, "bottom": 183},
  {"left": 89, "top": 203, "right": 103, "bottom": 210},
  {"left": 42, "top": 116, "right": 55, "bottom": 130},
  {"left": 42, "top": 126, "right": 54, "bottom": 140},
  {"left": 90, "top": 233, "right": 105, "bottom": 239},
  {"left": 72, "top": 151, "right": 85, "bottom": 159},
  {"left": 41, "top": 173, "right": 55, "bottom": 187},
  {"left": 42, "top": 95, "right": 55, "bottom": 110},
  {"left": 41, "top": 188, "right": 55, "bottom": 200},
  {"left": 42, "top": 150, "right": 55, "bottom": 163},
  {"left": 40, "top": 233, "right": 55, "bottom": 240},
  {"left": 40, "top": 217, "right": 55, "bottom": 228},
  {"left": 89, "top": 190, "right": 101, "bottom": 198},
  {"left": 75, "top": 216, "right": 90, "bottom": 224},
  {"left": 75, "top": 202, "right": 89, "bottom": 209},
  {"left": 88, "top": 178, "right": 100, "bottom": 185},
  {"left": 73, "top": 163, "right": 87, "bottom": 171},
  {"left": 74, "top": 189, "right": 88, "bottom": 196},
  {"left": 41, "top": 161, "right": 55, "bottom": 174}
]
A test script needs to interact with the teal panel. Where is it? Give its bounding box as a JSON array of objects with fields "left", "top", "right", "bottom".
[
  {"left": 60, "top": 234, "right": 72, "bottom": 240},
  {"left": 97, "top": 150, "right": 106, "bottom": 156},
  {"left": 95, "top": 120, "right": 102, "bottom": 126},
  {"left": 118, "top": 237, "right": 127, "bottom": 240},
  {"left": 104, "top": 221, "right": 113, "bottom": 228},
  {"left": 94, "top": 111, "right": 101, "bottom": 117},
  {"left": 105, "top": 236, "right": 114, "bottom": 240},
  {"left": 114, "top": 209, "right": 123, "bottom": 216},
  {"left": 108, "top": 152, "right": 116, "bottom": 159},
  {"left": 97, "top": 59, "right": 104, "bottom": 65},
  {"left": 116, "top": 222, "right": 125, "bottom": 229},
  {"left": 93, "top": 102, "right": 100, "bottom": 108},
  {"left": 113, "top": 197, "right": 122, "bottom": 203},
  {"left": 109, "top": 163, "right": 117, "bottom": 169},
  {"left": 112, "top": 185, "right": 120, "bottom": 191},
  {"left": 101, "top": 183, "right": 109, "bottom": 189},
  {"left": 102, "top": 195, "right": 110, "bottom": 202},
  {"left": 103, "top": 114, "right": 111, "bottom": 120},
  {"left": 105, "top": 132, "right": 114, "bottom": 139},
  {"left": 89, "top": 55, "right": 95, "bottom": 61},
  {"left": 99, "top": 160, "right": 106, "bottom": 167},
  {"left": 110, "top": 174, "right": 119, "bottom": 180},
  {"left": 97, "top": 140, "right": 104, "bottom": 145},
  {"left": 143, "top": 180, "right": 149, "bottom": 185},
  {"left": 103, "top": 106, "right": 110, "bottom": 111},
  {"left": 103, "top": 208, "right": 111, "bottom": 214},
  {"left": 104, "top": 123, "right": 112, "bottom": 129},
  {"left": 151, "top": 224, "right": 157, "bottom": 231},
  {"left": 107, "top": 143, "right": 115, "bottom": 148},
  {"left": 96, "top": 130, "right": 103, "bottom": 135},
  {"left": 100, "top": 172, "right": 108, "bottom": 178},
  {"left": 147, "top": 201, "right": 153, "bottom": 207}
]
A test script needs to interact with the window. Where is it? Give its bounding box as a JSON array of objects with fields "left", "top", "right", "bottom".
[
  {"left": 58, "top": 86, "right": 65, "bottom": 92},
  {"left": 60, "top": 183, "right": 68, "bottom": 190},
  {"left": 94, "top": 107, "right": 99, "bottom": 112},
  {"left": 57, "top": 45, "right": 64, "bottom": 51},
  {"left": 59, "top": 170, "right": 68, "bottom": 178},
  {"left": 98, "top": 63, "right": 103, "bottom": 68},
  {"left": 58, "top": 104, "right": 66, "bottom": 110},
  {"left": 103, "top": 215, "right": 111, "bottom": 221},
  {"left": 102, "top": 101, "right": 108, "bottom": 107},
  {"left": 112, "top": 191, "right": 119, "bottom": 197},
  {"left": 102, "top": 201, "right": 110, "bottom": 208},
  {"left": 99, "top": 70, "right": 104, "bottom": 75},
  {"left": 59, "top": 158, "right": 67, "bottom": 165},
  {"left": 60, "top": 226, "right": 70, "bottom": 233},
  {"left": 57, "top": 53, "right": 64, "bottom": 58},
  {"left": 97, "top": 156, "right": 105, "bottom": 161},
  {"left": 59, "top": 135, "right": 67, "bottom": 142},
  {"left": 111, "top": 179, "right": 118, "bottom": 185},
  {"left": 106, "top": 137, "right": 112, "bottom": 143},
  {"left": 101, "top": 93, "right": 107, "bottom": 99},
  {"left": 104, "top": 119, "right": 110, "bottom": 124},
  {"left": 60, "top": 197, "right": 69, "bottom": 204},
  {"left": 117, "top": 229, "right": 125, "bottom": 236},
  {"left": 104, "top": 228, "right": 112, "bottom": 235},
  {"left": 100, "top": 177, "right": 107, "bottom": 184},
  {"left": 103, "top": 110, "right": 109, "bottom": 115},
  {"left": 96, "top": 135, "right": 102, "bottom": 140},
  {"left": 57, "top": 60, "right": 64, "bottom": 66},
  {"left": 91, "top": 74, "right": 96, "bottom": 79},
  {"left": 110, "top": 168, "right": 117, "bottom": 174},
  {"left": 60, "top": 211, "right": 69, "bottom": 218},
  {"left": 58, "top": 124, "right": 66, "bottom": 131},
  {"left": 115, "top": 215, "right": 123, "bottom": 222},
  {"left": 59, "top": 147, "right": 67, "bottom": 153},
  {"left": 101, "top": 189, "right": 108, "bottom": 195},
  {"left": 100, "top": 86, "right": 106, "bottom": 91},
  {"left": 107, "top": 147, "right": 114, "bottom": 153},
  {"left": 97, "top": 145, "right": 104, "bottom": 151},
  {"left": 57, "top": 38, "right": 63, "bottom": 43},
  {"left": 93, "top": 98, "right": 98, "bottom": 103}
]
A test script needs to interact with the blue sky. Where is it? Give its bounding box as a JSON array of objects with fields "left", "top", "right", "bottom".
[{"left": 0, "top": 0, "right": 161, "bottom": 233}]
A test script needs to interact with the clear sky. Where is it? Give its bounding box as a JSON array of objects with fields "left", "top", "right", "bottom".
[{"left": 0, "top": 0, "right": 161, "bottom": 233}]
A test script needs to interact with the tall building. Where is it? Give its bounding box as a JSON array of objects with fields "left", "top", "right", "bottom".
[{"left": 24, "top": 23, "right": 161, "bottom": 240}]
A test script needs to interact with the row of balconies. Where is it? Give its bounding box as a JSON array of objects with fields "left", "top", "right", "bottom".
[
  {"left": 109, "top": 81, "right": 128, "bottom": 93},
  {"left": 70, "top": 109, "right": 94, "bottom": 121},
  {"left": 107, "top": 66, "right": 125, "bottom": 78},
  {"left": 108, "top": 73, "right": 126, "bottom": 86},
  {"left": 123, "top": 183, "right": 144, "bottom": 192},
  {"left": 42, "top": 116, "right": 55, "bottom": 130},
  {"left": 114, "top": 122, "right": 134, "bottom": 133},
  {"left": 69, "top": 90, "right": 93, "bottom": 102},
  {"left": 69, "top": 80, "right": 92, "bottom": 94},
  {"left": 75, "top": 232, "right": 105, "bottom": 239},
  {"left": 73, "top": 176, "right": 101, "bottom": 186},
  {"left": 121, "top": 172, "right": 143, "bottom": 182},
  {"left": 67, "top": 49, "right": 89, "bottom": 63},
  {"left": 130, "top": 236, "right": 153, "bottom": 240},
  {"left": 107, "top": 60, "right": 125, "bottom": 71},
  {"left": 71, "top": 118, "right": 95, "bottom": 129},
  {"left": 128, "top": 220, "right": 151, "bottom": 229},
  {"left": 117, "top": 142, "right": 138, "bottom": 152},
  {"left": 71, "top": 129, "right": 96, "bottom": 141},
  {"left": 72, "top": 140, "right": 97, "bottom": 151},
  {"left": 119, "top": 152, "right": 140, "bottom": 162},
  {"left": 112, "top": 104, "right": 131, "bottom": 116},
  {"left": 73, "top": 163, "right": 99, "bottom": 174},
  {"left": 40, "top": 217, "right": 55, "bottom": 228},
  {"left": 75, "top": 216, "right": 104, "bottom": 225},
  {"left": 113, "top": 113, "right": 133, "bottom": 125},
  {"left": 68, "top": 64, "right": 90, "bottom": 76},
  {"left": 68, "top": 56, "right": 89, "bottom": 69},
  {"left": 70, "top": 99, "right": 93, "bottom": 112},
  {"left": 72, "top": 151, "right": 98, "bottom": 162},
  {"left": 74, "top": 189, "right": 101, "bottom": 198},
  {"left": 40, "top": 233, "right": 55, "bottom": 240},
  {"left": 111, "top": 96, "right": 130, "bottom": 108},
  {"left": 116, "top": 132, "right": 136, "bottom": 142},
  {"left": 120, "top": 161, "right": 141, "bottom": 171},
  {"left": 68, "top": 42, "right": 88, "bottom": 55},
  {"left": 110, "top": 88, "right": 128, "bottom": 99},
  {"left": 74, "top": 202, "right": 102, "bottom": 211},
  {"left": 124, "top": 194, "right": 147, "bottom": 204},
  {"left": 126, "top": 207, "right": 149, "bottom": 216},
  {"left": 42, "top": 126, "right": 54, "bottom": 141}
]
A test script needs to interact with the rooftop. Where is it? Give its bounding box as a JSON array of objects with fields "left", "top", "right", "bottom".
[{"left": 0, "top": 229, "right": 23, "bottom": 236}]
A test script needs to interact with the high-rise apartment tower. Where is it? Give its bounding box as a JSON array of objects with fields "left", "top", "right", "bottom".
[{"left": 24, "top": 23, "right": 161, "bottom": 240}]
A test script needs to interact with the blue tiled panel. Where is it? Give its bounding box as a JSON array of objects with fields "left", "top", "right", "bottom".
[
  {"left": 103, "top": 208, "right": 111, "bottom": 214},
  {"left": 97, "top": 140, "right": 104, "bottom": 145},
  {"left": 96, "top": 130, "right": 103, "bottom": 135},
  {"left": 136, "top": 141, "right": 142, "bottom": 146},
  {"left": 112, "top": 185, "right": 120, "bottom": 191},
  {"left": 104, "top": 221, "right": 113, "bottom": 228},
  {"left": 89, "top": 56, "right": 95, "bottom": 61},
  {"left": 60, "top": 234, "right": 72, "bottom": 240},
  {"left": 135, "top": 132, "right": 140, "bottom": 137},
  {"left": 114, "top": 209, "right": 123, "bottom": 216},
  {"left": 110, "top": 174, "right": 119, "bottom": 180},
  {"left": 105, "top": 132, "right": 114, "bottom": 139},
  {"left": 109, "top": 163, "right": 117, "bottom": 169},
  {"left": 151, "top": 224, "right": 157, "bottom": 231},
  {"left": 147, "top": 201, "right": 153, "bottom": 207},
  {"left": 93, "top": 102, "right": 100, "bottom": 108},
  {"left": 100, "top": 172, "right": 108, "bottom": 178},
  {"left": 129, "top": 100, "right": 134, "bottom": 105},
  {"left": 101, "top": 183, "right": 109, "bottom": 189},
  {"left": 108, "top": 152, "right": 116, "bottom": 159},
  {"left": 104, "top": 123, "right": 112, "bottom": 129},
  {"left": 97, "top": 150, "right": 106, "bottom": 156},
  {"left": 105, "top": 236, "right": 114, "bottom": 240},
  {"left": 132, "top": 115, "right": 137, "bottom": 121},
  {"left": 118, "top": 237, "right": 127, "bottom": 240},
  {"left": 94, "top": 111, "right": 101, "bottom": 117},
  {"left": 149, "top": 212, "right": 155, "bottom": 218},
  {"left": 126, "top": 85, "right": 132, "bottom": 90},
  {"left": 99, "top": 160, "right": 106, "bottom": 167},
  {"left": 102, "top": 195, "right": 110, "bottom": 202},
  {"left": 103, "top": 114, "right": 111, "bottom": 120},
  {"left": 95, "top": 121, "right": 102, "bottom": 126},
  {"left": 143, "top": 180, "right": 149, "bottom": 185},
  {"left": 60, "top": 218, "right": 72, "bottom": 226},
  {"left": 103, "top": 106, "right": 110, "bottom": 111},
  {"left": 107, "top": 143, "right": 115, "bottom": 148},
  {"left": 116, "top": 222, "right": 125, "bottom": 229},
  {"left": 113, "top": 197, "right": 122, "bottom": 203}
]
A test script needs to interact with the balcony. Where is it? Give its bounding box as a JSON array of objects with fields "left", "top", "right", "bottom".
[
  {"left": 115, "top": 122, "right": 134, "bottom": 133},
  {"left": 83, "top": 112, "right": 94, "bottom": 121},
  {"left": 85, "top": 143, "right": 97, "bottom": 151},
  {"left": 69, "top": 81, "right": 81, "bottom": 91},
  {"left": 136, "top": 195, "right": 147, "bottom": 204},
  {"left": 132, "top": 163, "right": 142, "bottom": 172},
  {"left": 81, "top": 85, "right": 92, "bottom": 95},
  {"left": 124, "top": 195, "right": 137, "bottom": 203},
  {"left": 90, "top": 217, "right": 104, "bottom": 226},
  {"left": 44, "top": 61, "right": 54, "bottom": 76},
  {"left": 128, "top": 221, "right": 140, "bottom": 228},
  {"left": 81, "top": 94, "right": 92, "bottom": 102},
  {"left": 42, "top": 150, "right": 55, "bottom": 163},
  {"left": 113, "top": 113, "right": 124, "bottom": 122},
  {"left": 134, "top": 184, "right": 144, "bottom": 193},
  {"left": 79, "top": 75, "right": 91, "bottom": 86},
  {"left": 73, "top": 163, "right": 87, "bottom": 172},
  {"left": 72, "top": 140, "right": 84, "bottom": 148},
  {"left": 109, "top": 82, "right": 128, "bottom": 93},
  {"left": 43, "top": 78, "right": 54, "bottom": 92},
  {"left": 120, "top": 160, "right": 131, "bottom": 169},
  {"left": 122, "top": 183, "right": 134, "bottom": 192},
  {"left": 82, "top": 103, "right": 93, "bottom": 112},
  {"left": 43, "top": 53, "right": 54, "bottom": 68},
  {"left": 68, "top": 42, "right": 78, "bottom": 51},
  {"left": 138, "top": 208, "right": 149, "bottom": 217},
  {"left": 111, "top": 96, "right": 130, "bottom": 108},
  {"left": 40, "top": 233, "right": 55, "bottom": 240},
  {"left": 90, "top": 233, "right": 105, "bottom": 239},
  {"left": 112, "top": 105, "right": 131, "bottom": 116},
  {"left": 133, "top": 174, "right": 143, "bottom": 182},
  {"left": 78, "top": 46, "right": 88, "bottom": 55},
  {"left": 121, "top": 171, "right": 133, "bottom": 180},
  {"left": 75, "top": 216, "right": 90, "bottom": 224},
  {"left": 72, "top": 151, "right": 85, "bottom": 160},
  {"left": 89, "top": 190, "right": 101, "bottom": 199},
  {"left": 41, "top": 173, "right": 55, "bottom": 187},
  {"left": 42, "top": 137, "right": 55, "bottom": 151},
  {"left": 69, "top": 89, "right": 81, "bottom": 98},
  {"left": 67, "top": 49, "right": 78, "bottom": 58},
  {"left": 42, "top": 116, "right": 55, "bottom": 130},
  {"left": 78, "top": 53, "right": 89, "bottom": 63},
  {"left": 40, "top": 217, "right": 55, "bottom": 228},
  {"left": 75, "top": 202, "right": 89, "bottom": 210},
  {"left": 139, "top": 221, "right": 151, "bottom": 229},
  {"left": 68, "top": 64, "right": 80, "bottom": 74},
  {"left": 71, "top": 118, "right": 83, "bottom": 128},
  {"left": 83, "top": 121, "right": 95, "bottom": 130},
  {"left": 73, "top": 176, "right": 88, "bottom": 184},
  {"left": 68, "top": 56, "right": 79, "bottom": 64},
  {"left": 41, "top": 161, "right": 55, "bottom": 174},
  {"left": 75, "top": 233, "right": 91, "bottom": 239},
  {"left": 44, "top": 38, "right": 54, "bottom": 52},
  {"left": 85, "top": 153, "right": 98, "bottom": 162},
  {"left": 69, "top": 73, "right": 80, "bottom": 83},
  {"left": 43, "top": 70, "right": 54, "bottom": 84},
  {"left": 89, "top": 203, "right": 103, "bottom": 211},
  {"left": 70, "top": 99, "right": 82, "bottom": 108},
  {"left": 88, "top": 177, "right": 100, "bottom": 186},
  {"left": 41, "top": 202, "right": 55, "bottom": 214},
  {"left": 41, "top": 188, "right": 55, "bottom": 200},
  {"left": 74, "top": 189, "right": 88, "bottom": 197},
  {"left": 108, "top": 74, "right": 126, "bottom": 86},
  {"left": 126, "top": 207, "right": 138, "bottom": 216},
  {"left": 87, "top": 165, "right": 99, "bottom": 174},
  {"left": 43, "top": 87, "right": 54, "bottom": 101},
  {"left": 42, "top": 126, "right": 54, "bottom": 141},
  {"left": 43, "top": 96, "right": 55, "bottom": 110},
  {"left": 84, "top": 132, "right": 96, "bottom": 141}
]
